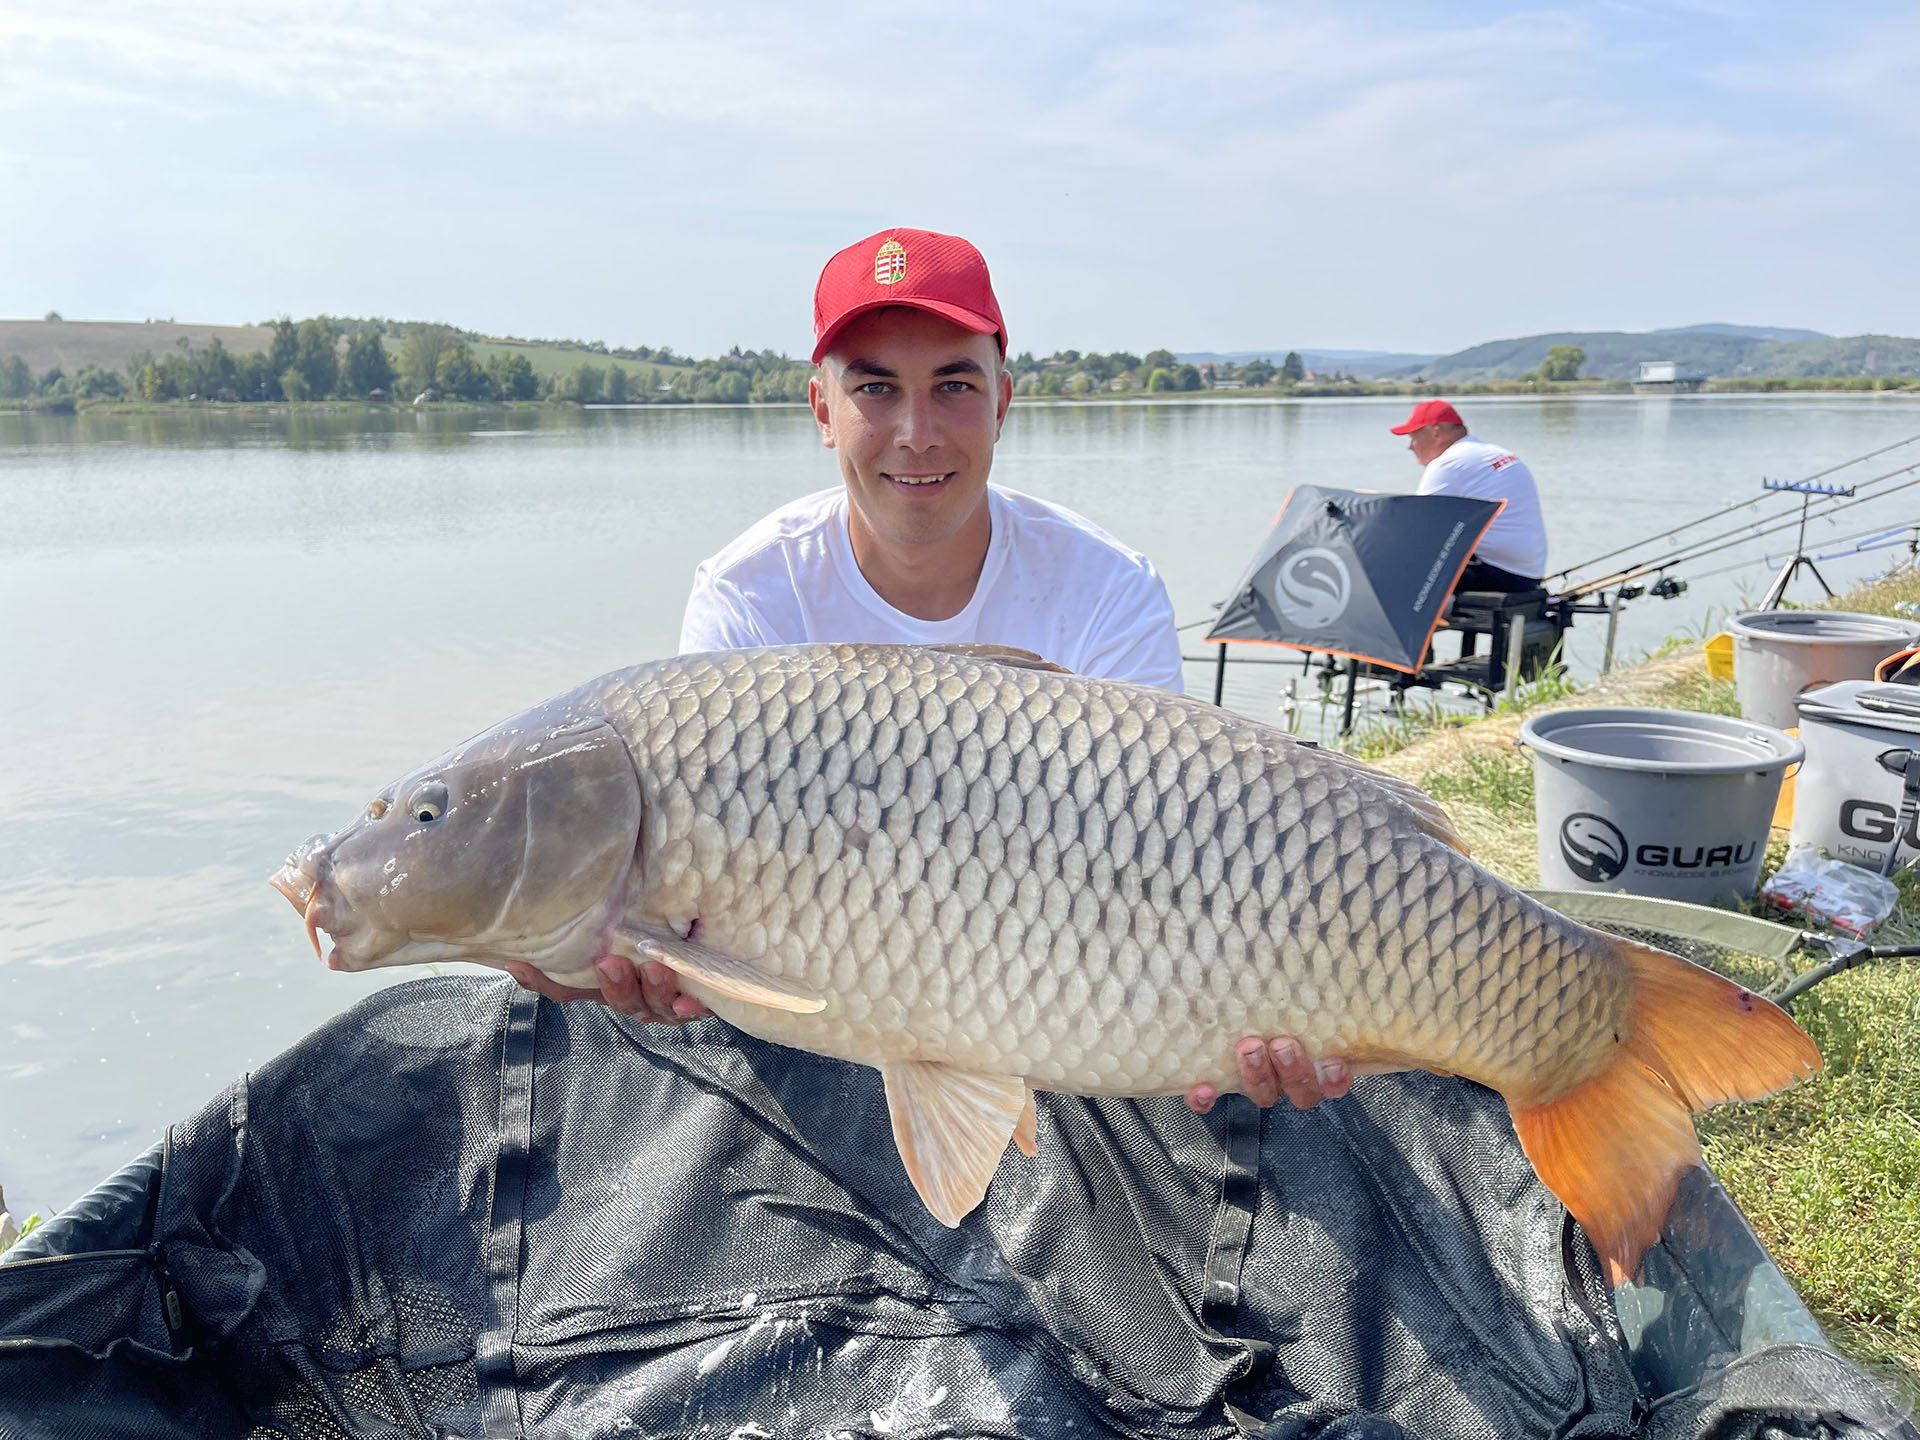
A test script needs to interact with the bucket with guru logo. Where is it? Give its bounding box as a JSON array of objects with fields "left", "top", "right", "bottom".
[{"left": 1519, "top": 707, "right": 1801, "bottom": 904}]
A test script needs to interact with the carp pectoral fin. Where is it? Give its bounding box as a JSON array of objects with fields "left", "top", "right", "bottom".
[
  {"left": 880, "top": 1061, "right": 1030, "bottom": 1226},
  {"left": 923, "top": 643, "right": 1072, "bottom": 675},
  {"left": 1013, "top": 1086, "right": 1038, "bottom": 1158},
  {"left": 624, "top": 932, "right": 826, "bottom": 1014}
]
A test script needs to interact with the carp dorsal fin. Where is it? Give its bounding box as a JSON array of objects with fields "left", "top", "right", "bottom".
[
  {"left": 879, "top": 1060, "right": 1031, "bottom": 1226},
  {"left": 924, "top": 643, "right": 1072, "bottom": 674},
  {"left": 624, "top": 931, "right": 826, "bottom": 1014}
]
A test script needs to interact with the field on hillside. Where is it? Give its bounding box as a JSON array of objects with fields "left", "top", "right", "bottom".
[
  {"left": 0, "top": 319, "right": 272, "bottom": 374},
  {"left": 0, "top": 320, "right": 697, "bottom": 392},
  {"left": 464, "top": 339, "right": 688, "bottom": 390}
]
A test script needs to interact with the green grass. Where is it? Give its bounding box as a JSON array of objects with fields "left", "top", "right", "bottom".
[
  {"left": 1345, "top": 703, "right": 1469, "bottom": 761},
  {"left": 1420, "top": 750, "right": 1535, "bottom": 819},
  {"left": 1488, "top": 656, "right": 1582, "bottom": 716},
  {"left": 1702, "top": 957, "right": 1920, "bottom": 1394},
  {"left": 1657, "top": 669, "right": 1743, "bottom": 717},
  {"left": 0, "top": 1211, "right": 42, "bottom": 1258}
]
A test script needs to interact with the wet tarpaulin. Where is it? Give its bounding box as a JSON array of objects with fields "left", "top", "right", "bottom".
[
  {"left": 0, "top": 975, "right": 1912, "bottom": 1440},
  {"left": 1206, "top": 486, "right": 1503, "bottom": 673}
]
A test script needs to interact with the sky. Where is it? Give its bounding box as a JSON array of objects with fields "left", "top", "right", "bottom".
[{"left": 2, "top": 1, "right": 1917, "bottom": 358}]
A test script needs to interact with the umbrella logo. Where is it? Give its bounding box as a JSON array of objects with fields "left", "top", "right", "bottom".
[
  {"left": 1559, "top": 813, "right": 1628, "bottom": 883},
  {"left": 1272, "top": 548, "right": 1351, "bottom": 629}
]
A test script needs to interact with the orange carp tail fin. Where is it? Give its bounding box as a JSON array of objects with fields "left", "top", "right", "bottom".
[{"left": 1508, "top": 938, "right": 1821, "bottom": 1286}]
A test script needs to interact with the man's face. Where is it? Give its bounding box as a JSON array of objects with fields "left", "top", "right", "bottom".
[
  {"left": 810, "top": 307, "right": 1012, "bottom": 551},
  {"left": 1407, "top": 424, "right": 1458, "bottom": 465}
]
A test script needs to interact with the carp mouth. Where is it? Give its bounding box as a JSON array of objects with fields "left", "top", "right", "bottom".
[
  {"left": 269, "top": 839, "right": 391, "bottom": 972},
  {"left": 269, "top": 858, "right": 359, "bottom": 970},
  {"left": 268, "top": 863, "right": 328, "bottom": 961}
]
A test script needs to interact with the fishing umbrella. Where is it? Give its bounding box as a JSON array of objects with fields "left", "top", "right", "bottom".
[{"left": 1206, "top": 484, "right": 1504, "bottom": 674}]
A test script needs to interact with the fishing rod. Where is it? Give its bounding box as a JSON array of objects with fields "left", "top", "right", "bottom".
[
  {"left": 1559, "top": 459, "right": 1920, "bottom": 600},
  {"left": 1552, "top": 428, "right": 1920, "bottom": 585},
  {"left": 1686, "top": 520, "right": 1920, "bottom": 585},
  {"left": 1563, "top": 456, "right": 1920, "bottom": 598}
]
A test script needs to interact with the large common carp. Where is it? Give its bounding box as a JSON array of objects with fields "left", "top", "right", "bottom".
[{"left": 271, "top": 642, "right": 1819, "bottom": 1281}]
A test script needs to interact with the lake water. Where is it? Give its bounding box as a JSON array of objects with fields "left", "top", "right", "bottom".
[{"left": 4, "top": 393, "right": 1919, "bottom": 1215}]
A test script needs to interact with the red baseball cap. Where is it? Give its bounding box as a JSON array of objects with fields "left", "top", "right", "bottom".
[
  {"left": 1389, "top": 399, "right": 1465, "bottom": 435},
  {"left": 811, "top": 227, "right": 1006, "bottom": 365}
]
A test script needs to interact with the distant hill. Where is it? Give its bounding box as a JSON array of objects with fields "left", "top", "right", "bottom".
[
  {"left": 1398, "top": 328, "right": 1920, "bottom": 381},
  {"left": 0, "top": 319, "right": 272, "bottom": 373},
  {"left": 1179, "top": 348, "right": 1439, "bottom": 378},
  {"left": 1650, "top": 323, "right": 1830, "bottom": 343}
]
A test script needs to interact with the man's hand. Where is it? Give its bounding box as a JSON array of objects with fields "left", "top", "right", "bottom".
[
  {"left": 1185, "top": 1036, "right": 1352, "bottom": 1114},
  {"left": 501, "top": 954, "right": 712, "bottom": 1026}
]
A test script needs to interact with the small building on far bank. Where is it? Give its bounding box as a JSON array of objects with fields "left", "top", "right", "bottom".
[{"left": 1632, "top": 359, "right": 1705, "bottom": 394}]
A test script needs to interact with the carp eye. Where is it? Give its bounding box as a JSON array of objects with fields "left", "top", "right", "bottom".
[
  {"left": 366, "top": 798, "right": 389, "bottom": 821},
  {"left": 406, "top": 781, "right": 450, "bottom": 825}
]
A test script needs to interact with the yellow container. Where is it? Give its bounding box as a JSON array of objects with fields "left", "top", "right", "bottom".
[
  {"left": 1704, "top": 631, "right": 1735, "bottom": 681},
  {"left": 1772, "top": 727, "right": 1798, "bottom": 830}
]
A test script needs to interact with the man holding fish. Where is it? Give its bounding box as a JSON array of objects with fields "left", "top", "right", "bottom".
[
  {"left": 502, "top": 227, "right": 1353, "bottom": 1115},
  {"left": 274, "top": 229, "right": 1817, "bottom": 1286}
]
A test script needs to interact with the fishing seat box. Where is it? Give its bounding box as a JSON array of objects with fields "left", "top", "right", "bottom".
[{"left": 1436, "top": 588, "right": 1567, "bottom": 691}]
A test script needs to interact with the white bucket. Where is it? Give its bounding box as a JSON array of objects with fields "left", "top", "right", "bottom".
[
  {"left": 1788, "top": 681, "right": 1920, "bottom": 871},
  {"left": 1726, "top": 610, "right": 1920, "bottom": 730},
  {"left": 1520, "top": 707, "right": 1802, "bottom": 903}
]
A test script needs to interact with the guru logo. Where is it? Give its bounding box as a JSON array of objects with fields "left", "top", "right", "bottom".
[
  {"left": 1560, "top": 813, "right": 1627, "bottom": 883},
  {"left": 1271, "top": 548, "right": 1351, "bottom": 629}
]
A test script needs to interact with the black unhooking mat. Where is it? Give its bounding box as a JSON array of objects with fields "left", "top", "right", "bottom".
[{"left": 0, "top": 976, "right": 1911, "bottom": 1439}]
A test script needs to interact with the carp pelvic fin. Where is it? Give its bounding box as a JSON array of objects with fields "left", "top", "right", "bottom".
[
  {"left": 625, "top": 932, "right": 826, "bottom": 1014},
  {"left": 924, "top": 643, "right": 1072, "bottom": 675},
  {"left": 1508, "top": 938, "right": 1820, "bottom": 1286},
  {"left": 880, "top": 1061, "right": 1032, "bottom": 1226},
  {"left": 1013, "top": 1085, "right": 1039, "bottom": 1158}
]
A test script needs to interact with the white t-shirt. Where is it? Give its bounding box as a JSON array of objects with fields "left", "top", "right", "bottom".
[
  {"left": 1416, "top": 435, "right": 1548, "bottom": 578},
  {"left": 679, "top": 485, "right": 1186, "bottom": 692}
]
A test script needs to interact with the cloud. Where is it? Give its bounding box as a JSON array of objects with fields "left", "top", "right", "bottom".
[
  {"left": 1712, "top": 12, "right": 1920, "bottom": 142},
  {"left": 2, "top": 3, "right": 1915, "bottom": 350}
]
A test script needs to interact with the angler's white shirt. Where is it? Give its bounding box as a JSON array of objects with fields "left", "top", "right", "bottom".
[
  {"left": 1417, "top": 435, "right": 1549, "bottom": 578},
  {"left": 679, "top": 484, "right": 1186, "bottom": 692}
]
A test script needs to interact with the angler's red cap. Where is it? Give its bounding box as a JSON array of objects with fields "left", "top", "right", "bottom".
[
  {"left": 1389, "top": 399, "right": 1465, "bottom": 435},
  {"left": 811, "top": 228, "right": 1006, "bottom": 365}
]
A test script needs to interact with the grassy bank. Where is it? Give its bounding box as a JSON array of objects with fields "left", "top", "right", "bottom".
[{"left": 1351, "top": 571, "right": 1920, "bottom": 1400}]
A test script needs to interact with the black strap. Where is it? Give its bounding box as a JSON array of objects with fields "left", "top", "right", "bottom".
[{"left": 1874, "top": 748, "right": 1920, "bottom": 877}]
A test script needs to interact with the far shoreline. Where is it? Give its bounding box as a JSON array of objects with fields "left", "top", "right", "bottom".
[{"left": 4, "top": 376, "right": 1917, "bottom": 418}]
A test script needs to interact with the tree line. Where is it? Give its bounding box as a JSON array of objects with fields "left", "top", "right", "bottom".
[
  {"left": 1008, "top": 348, "right": 1311, "bottom": 395},
  {"left": 1, "top": 318, "right": 1345, "bottom": 408}
]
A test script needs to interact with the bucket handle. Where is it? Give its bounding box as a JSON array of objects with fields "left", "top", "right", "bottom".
[{"left": 1860, "top": 691, "right": 1920, "bottom": 721}]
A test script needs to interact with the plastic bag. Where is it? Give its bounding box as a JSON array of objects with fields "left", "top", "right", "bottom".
[{"left": 1760, "top": 843, "right": 1900, "bottom": 938}]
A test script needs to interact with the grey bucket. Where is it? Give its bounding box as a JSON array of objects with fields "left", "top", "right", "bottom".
[
  {"left": 1788, "top": 680, "right": 1920, "bottom": 871},
  {"left": 1519, "top": 707, "right": 1802, "bottom": 903},
  {"left": 1726, "top": 609, "right": 1920, "bottom": 730}
]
